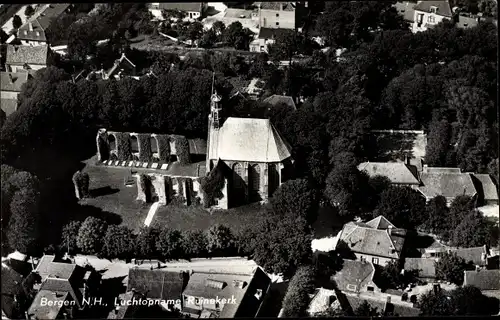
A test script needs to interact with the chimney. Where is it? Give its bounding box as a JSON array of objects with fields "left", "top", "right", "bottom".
[
  {"left": 280, "top": 3, "right": 284, "bottom": 11},
  {"left": 388, "top": 225, "right": 393, "bottom": 236},
  {"left": 423, "top": 164, "right": 428, "bottom": 173},
  {"left": 8, "top": 74, "right": 13, "bottom": 83},
  {"left": 29, "top": 23, "right": 33, "bottom": 32}
]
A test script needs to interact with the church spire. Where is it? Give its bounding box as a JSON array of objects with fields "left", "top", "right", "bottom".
[{"left": 210, "top": 72, "right": 222, "bottom": 129}]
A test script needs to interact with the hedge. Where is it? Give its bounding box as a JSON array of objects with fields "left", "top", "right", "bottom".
[
  {"left": 155, "top": 134, "right": 170, "bottom": 162},
  {"left": 281, "top": 265, "right": 317, "bottom": 317},
  {"left": 138, "top": 133, "right": 152, "bottom": 162},
  {"left": 173, "top": 135, "right": 191, "bottom": 165},
  {"left": 114, "top": 132, "right": 132, "bottom": 160}
]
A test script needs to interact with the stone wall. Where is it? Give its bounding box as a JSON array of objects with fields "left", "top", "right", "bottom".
[{"left": 135, "top": 173, "right": 202, "bottom": 207}]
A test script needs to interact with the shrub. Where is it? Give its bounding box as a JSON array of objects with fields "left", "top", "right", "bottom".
[
  {"left": 115, "top": 132, "right": 132, "bottom": 160},
  {"left": 200, "top": 165, "right": 225, "bottom": 208},
  {"left": 155, "top": 134, "right": 170, "bottom": 162},
  {"left": 174, "top": 135, "right": 190, "bottom": 164},
  {"left": 137, "top": 133, "right": 152, "bottom": 162},
  {"left": 72, "top": 171, "right": 90, "bottom": 198},
  {"left": 281, "top": 265, "right": 316, "bottom": 317}
]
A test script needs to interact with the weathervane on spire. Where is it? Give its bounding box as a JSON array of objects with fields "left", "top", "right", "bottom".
[{"left": 210, "top": 72, "right": 222, "bottom": 128}]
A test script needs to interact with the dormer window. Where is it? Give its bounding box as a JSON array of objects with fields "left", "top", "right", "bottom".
[
  {"left": 430, "top": 6, "right": 438, "bottom": 14},
  {"left": 276, "top": 13, "right": 279, "bottom": 17}
]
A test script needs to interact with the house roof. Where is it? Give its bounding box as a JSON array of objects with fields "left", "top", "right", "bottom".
[
  {"left": 463, "top": 269, "right": 500, "bottom": 291},
  {"left": 331, "top": 259, "right": 375, "bottom": 293},
  {"left": 215, "top": 117, "right": 292, "bottom": 163},
  {"left": 404, "top": 258, "right": 436, "bottom": 278},
  {"left": 343, "top": 291, "right": 420, "bottom": 316},
  {"left": 450, "top": 246, "right": 488, "bottom": 266},
  {"left": 35, "top": 255, "right": 78, "bottom": 281},
  {"left": 17, "top": 4, "right": 70, "bottom": 42},
  {"left": 106, "top": 53, "right": 136, "bottom": 78},
  {"left": 258, "top": 27, "right": 292, "bottom": 40},
  {"left": 6, "top": 44, "right": 49, "bottom": 65},
  {"left": 1, "top": 99, "right": 19, "bottom": 117},
  {"left": 357, "top": 162, "right": 420, "bottom": 185},
  {"left": 188, "top": 138, "right": 207, "bottom": 155},
  {"left": 366, "top": 216, "right": 396, "bottom": 230},
  {"left": 457, "top": 15, "right": 479, "bottom": 28},
  {"left": 258, "top": 2, "right": 296, "bottom": 11},
  {"left": 127, "top": 268, "right": 187, "bottom": 300},
  {"left": 40, "top": 277, "right": 82, "bottom": 307},
  {"left": 394, "top": 1, "right": 416, "bottom": 22},
  {"left": 27, "top": 290, "right": 68, "bottom": 319},
  {"left": 108, "top": 291, "right": 142, "bottom": 319},
  {"left": 418, "top": 172, "right": 477, "bottom": 199},
  {"left": 414, "top": 0, "right": 453, "bottom": 17},
  {"left": 307, "top": 288, "right": 337, "bottom": 315},
  {"left": 158, "top": 2, "right": 204, "bottom": 13},
  {"left": 0, "top": 72, "right": 29, "bottom": 92},
  {"left": 338, "top": 222, "right": 405, "bottom": 259},
  {"left": 263, "top": 94, "right": 297, "bottom": 110},
  {"left": 473, "top": 174, "right": 498, "bottom": 201}
]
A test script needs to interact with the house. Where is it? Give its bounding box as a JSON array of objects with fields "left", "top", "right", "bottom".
[
  {"left": 5, "top": 45, "right": 48, "bottom": 73},
  {"left": 1, "top": 265, "right": 39, "bottom": 319},
  {"left": 412, "top": 0, "right": 453, "bottom": 32},
  {"left": 472, "top": 174, "right": 499, "bottom": 206},
  {"left": 103, "top": 53, "right": 136, "bottom": 80},
  {"left": 417, "top": 167, "right": 478, "bottom": 206},
  {"left": 456, "top": 14, "right": 480, "bottom": 28},
  {"left": 307, "top": 288, "right": 339, "bottom": 316},
  {"left": 343, "top": 292, "right": 420, "bottom": 316},
  {"left": 17, "top": 4, "right": 71, "bottom": 46},
  {"left": 0, "top": 71, "right": 30, "bottom": 116},
  {"left": 206, "top": 91, "right": 294, "bottom": 208},
  {"left": 149, "top": 2, "right": 207, "bottom": 21},
  {"left": 181, "top": 267, "right": 271, "bottom": 318},
  {"left": 263, "top": 94, "right": 297, "bottom": 111},
  {"left": 463, "top": 269, "right": 500, "bottom": 299},
  {"left": 256, "top": 2, "right": 297, "bottom": 30},
  {"left": 404, "top": 258, "right": 436, "bottom": 282},
  {"left": 27, "top": 290, "right": 75, "bottom": 319},
  {"left": 394, "top": 1, "right": 417, "bottom": 24},
  {"left": 331, "top": 259, "right": 379, "bottom": 294},
  {"left": 336, "top": 216, "right": 407, "bottom": 266},
  {"left": 422, "top": 245, "right": 489, "bottom": 267},
  {"left": 249, "top": 27, "right": 291, "bottom": 53},
  {"left": 357, "top": 160, "right": 420, "bottom": 186}
]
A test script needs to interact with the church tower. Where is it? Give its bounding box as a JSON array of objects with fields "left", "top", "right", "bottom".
[{"left": 206, "top": 73, "right": 222, "bottom": 172}]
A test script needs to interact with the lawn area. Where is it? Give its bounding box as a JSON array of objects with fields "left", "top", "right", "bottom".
[
  {"left": 153, "top": 202, "right": 269, "bottom": 234},
  {"left": 79, "top": 159, "right": 150, "bottom": 232}
]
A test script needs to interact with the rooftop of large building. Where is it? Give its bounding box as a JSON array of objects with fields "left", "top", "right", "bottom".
[
  {"left": 6, "top": 44, "right": 49, "bottom": 65},
  {"left": 418, "top": 171, "right": 477, "bottom": 199},
  {"left": 0, "top": 72, "right": 30, "bottom": 92},
  {"left": 357, "top": 161, "right": 420, "bottom": 185},
  {"left": 414, "top": 0, "right": 453, "bottom": 17},
  {"left": 17, "top": 4, "right": 71, "bottom": 42}
]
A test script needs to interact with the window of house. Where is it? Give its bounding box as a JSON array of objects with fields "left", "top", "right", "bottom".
[
  {"left": 367, "top": 286, "right": 374, "bottom": 292},
  {"left": 372, "top": 257, "right": 379, "bottom": 264},
  {"left": 260, "top": 46, "right": 264, "bottom": 52},
  {"left": 276, "top": 13, "right": 279, "bottom": 17},
  {"left": 430, "top": 6, "right": 438, "bottom": 14},
  {"left": 417, "top": 13, "right": 424, "bottom": 23},
  {"left": 430, "top": 252, "right": 436, "bottom": 257},
  {"left": 276, "top": 22, "right": 279, "bottom": 26},
  {"left": 428, "top": 15, "right": 435, "bottom": 23}
]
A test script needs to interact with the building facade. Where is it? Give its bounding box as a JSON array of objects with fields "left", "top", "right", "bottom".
[
  {"left": 412, "top": 0, "right": 453, "bottom": 32},
  {"left": 17, "top": 4, "right": 71, "bottom": 46},
  {"left": 5, "top": 45, "right": 48, "bottom": 73},
  {"left": 257, "top": 2, "right": 296, "bottom": 29},
  {"left": 149, "top": 2, "right": 207, "bottom": 21}
]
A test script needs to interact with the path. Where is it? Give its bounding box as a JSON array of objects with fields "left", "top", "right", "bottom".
[{"left": 143, "top": 201, "right": 160, "bottom": 227}]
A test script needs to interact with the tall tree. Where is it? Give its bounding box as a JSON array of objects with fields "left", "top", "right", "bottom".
[
  {"left": 374, "top": 186, "right": 426, "bottom": 229},
  {"left": 24, "top": 5, "right": 35, "bottom": 18},
  {"left": 205, "top": 224, "right": 234, "bottom": 255},
  {"left": 7, "top": 188, "right": 41, "bottom": 254},
  {"left": 12, "top": 15, "right": 22, "bottom": 30},
  {"left": 135, "top": 226, "right": 161, "bottom": 259},
  {"left": 157, "top": 228, "right": 185, "bottom": 260},
  {"left": 270, "top": 178, "right": 317, "bottom": 224},
  {"left": 281, "top": 265, "right": 316, "bottom": 317},
  {"left": 60, "top": 221, "right": 82, "bottom": 254},
  {"left": 451, "top": 210, "right": 491, "bottom": 248},
  {"left": 424, "top": 195, "right": 452, "bottom": 238},
  {"left": 426, "top": 117, "right": 453, "bottom": 167},
  {"left": 76, "top": 217, "right": 108, "bottom": 255},
  {"left": 435, "top": 252, "right": 472, "bottom": 285},
  {"left": 103, "top": 225, "right": 135, "bottom": 259}
]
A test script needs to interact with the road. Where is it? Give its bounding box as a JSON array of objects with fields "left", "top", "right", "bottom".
[{"left": 1, "top": 4, "right": 32, "bottom": 33}]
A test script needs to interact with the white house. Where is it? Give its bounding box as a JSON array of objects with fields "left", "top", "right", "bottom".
[{"left": 412, "top": 0, "right": 453, "bottom": 33}]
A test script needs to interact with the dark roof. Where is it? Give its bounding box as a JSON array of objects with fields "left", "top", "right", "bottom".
[
  {"left": 463, "top": 269, "right": 500, "bottom": 290},
  {"left": 6, "top": 45, "right": 49, "bottom": 65},
  {"left": 35, "top": 255, "right": 77, "bottom": 280},
  {"left": 27, "top": 290, "right": 68, "bottom": 319},
  {"left": 164, "top": 161, "right": 206, "bottom": 178},
  {"left": 158, "top": 2, "right": 204, "bottom": 13},
  {"left": 358, "top": 162, "right": 420, "bottom": 185},
  {"left": 40, "top": 278, "right": 82, "bottom": 307},
  {"left": 127, "top": 269, "right": 187, "bottom": 300},
  {"left": 258, "top": 27, "right": 292, "bottom": 40},
  {"left": 263, "top": 94, "right": 297, "bottom": 110},
  {"left": 188, "top": 138, "right": 207, "bottom": 155},
  {"left": 258, "top": 2, "right": 295, "bottom": 11},
  {"left": 394, "top": 1, "right": 416, "bottom": 22},
  {"left": 451, "top": 246, "right": 488, "bottom": 266},
  {"left": 404, "top": 258, "right": 436, "bottom": 278},
  {"left": 108, "top": 291, "right": 142, "bottom": 319},
  {"left": 473, "top": 174, "right": 498, "bottom": 201},
  {"left": 414, "top": 0, "right": 453, "bottom": 17},
  {"left": 1, "top": 99, "right": 19, "bottom": 117},
  {"left": 17, "top": 4, "right": 71, "bottom": 42},
  {"left": 418, "top": 172, "right": 477, "bottom": 199},
  {"left": 343, "top": 292, "right": 420, "bottom": 317},
  {"left": 331, "top": 259, "right": 375, "bottom": 293},
  {"left": 0, "top": 72, "right": 29, "bottom": 92},
  {"left": 366, "top": 216, "right": 396, "bottom": 230}
]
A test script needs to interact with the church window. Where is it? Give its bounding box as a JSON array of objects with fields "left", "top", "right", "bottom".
[{"left": 233, "top": 163, "right": 243, "bottom": 188}]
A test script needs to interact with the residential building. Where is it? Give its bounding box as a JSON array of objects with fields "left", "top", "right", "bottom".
[
  {"left": 263, "top": 94, "right": 297, "bottom": 111},
  {"left": 357, "top": 160, "right": 420, "bottom": 187},
  {"left": 1, "top": 265, "right": 39, "bottom": 319},
  {"left": 149, "top": 2, "right": 208, "bottom": 21},
  {"left": 331, "top": 259, "right": 379, "bottom": 293},
  {"left": 256, "top": 2, "right": 296, "bottom": 30},
  {"left": 412, "top": 0, "right": 453, "bottom": 32},
  {"left": 463, "top": 269, "right": 500, "bottom": 299},
  {"left": 108, "top": 291, "right": 144, "bottom": 319},
  {"left": 181, "top": 267, "right": 271, "bottom": 318},
  {"left": 404, "top": 258, "right": 437, "bottom": 282},
  {"left": 336, "top": 216, "right": 407, "bottom": 266},
  {"left": 5, "top": 45, "right": 48, "bottom": 73},
  {"left": 343, "top": 292, "right": 420, "bottom": 316},
  {"left": 17, "top": 4, "right": 71, "bottom": 46},
  {"left": 27, "top": 290, "right": 76, "bottom": 319},
  {"left": 0, "top": 71, "right": 31, "bottom": 116},
  {"left": 422, "top": 245, "right": 489, "bottom": 267},
  {"left": 472, "top": 174, "right": 499, "bottom": 205},
  {"left": 103, "top": 53, "right": 136, "bottom": 80},
  {"left": 249, "top": 27, "right": 291, "bottom": 53}
]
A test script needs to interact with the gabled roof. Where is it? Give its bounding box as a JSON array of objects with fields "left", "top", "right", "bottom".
[
  {"left": 17, "top": 4, "right": 71, "bottom": 42},
  {"left": 463, "top": 269, "right": 500, "bottom": 291},
  {"left": 127, "top": 268, "right": 187, "bottom": 300},
  {"left": 450, "top": 246, "right": 488, "bottom": 266},
  {"left": 158, "top": 2, "right": 204, "bottom": 13},
  {"left": 216, "top": 117, "right": 292, "bottom": 163},
  {"left": 307, "top": 288, "right": 337, "bottom": 315},
  {"left": 258, "top": 27, "right": 292, "bottom": 40},
  {"left": 331, "top": 260, "right": 375, "bottom": 293},
  {"left": 28, "top": 290, "right": 69, "bottom": 319},
  {"left": 414, "top": 0, "right": 453, "bottom": 17},
  {"left": 0, "top": 72, "right": 29, "bottom": 92},
  {"left": 263, "top": 94, "right": 297, "bottom": 110},
  {"left": 338, "top": 222, "right": 405, "bottom": 259},
  {"left": 404, "top": 258, "right": 436, "bottom": 278},
  {"left": 357, "top": 162, "right": 420, "bottom": 185},
  {"left": 258, "top": 2, "right": 296, "bottom": 11},
  {"left": 40, "top": 277, "right": 82, "bottom": 307},
  {"left": 6, "top": 44, "right": 49, "bottom": 65},
  {"left": 366, "top": 216, "right": 396, "bottom": 230},
  {"left": 35, "top": 255, "right": 78, "bottom": 281},
  {"left": 418, "top": 172, "right": 477, "bottom": 199},
  {"left": 106, "top": 53, "right": 136, "bottom": 78},
  {"left": 472, "top": 174, "right": 498, "bottom": 202}
]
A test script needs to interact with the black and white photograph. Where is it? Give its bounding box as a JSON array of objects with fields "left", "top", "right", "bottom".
[{"left": 0, "top": 1, "right": 499, "bottom": 318}]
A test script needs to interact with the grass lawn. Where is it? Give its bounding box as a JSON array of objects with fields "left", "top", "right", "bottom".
[{"left": 153, "top": 202, "right": 269, "bottom": 234}]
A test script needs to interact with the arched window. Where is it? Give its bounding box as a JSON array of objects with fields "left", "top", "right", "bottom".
[
  {"left": 233, "top": 163, "right": 243, "bottom": 188},
  {"left": 130, "top": 135, "right": 139, "bottom": 153},
  {"left": 108, "top": 134, "right": 116, "bottom": 151},
  {"left": 268, "top": 163, "right": 279, "bottom": 196},
  {"left": 249, "top": 164, "right": 261, "bottom": 199}
]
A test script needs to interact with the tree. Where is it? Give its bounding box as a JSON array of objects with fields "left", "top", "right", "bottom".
[
  {"left": 449, "top": 195, "right": 475, "bottom": 228},
  {"left": 212, "top": 20, "right": 226, "bottom": 38},
  {"left": 7, "top": 188, "right": 41, "bottom": 254},
  {"left": 418, "top": 289, "right": 454, "bottom": 315},
  {"left": 355, "top": 300, "right": 380, "bottom": 316},
  {"left": 182, "top": 229, "right": 208, "bottom": 258},
  {"left": 206, "top": 224, "right": 235, "bottom": 255},
  {"left": 479, "top": 0, "right": 498, "bottom": 17},
  {"left": 378, "top": 260, "right": 405, "bottom": 291},
  {"left": 223, "top": 22, "right": 252, "bottom": 50},
  {"left": 103, "top": 225, "right": 135, "bottom": 259},
  {"left": 60, "top": 221, "right": 82, "bottom": 254},
  {"left": 424, "top": 196, "right": 452, "bottom": 238},
  {"left": 24, "top": 5, "right": 35, "bottom": 18},
  {"left": 157, "top": 228, "right": 185, "bottom": 260},
  {"left": 451, "top": 210, "right": 491, "bottom": 248},
  {"left": 435, "top": 252, "right": 472, "bottom": 285},
  {"left": 12, "top": 15, "right": 22, "bottom": 30},
  {"left": 186, "top": 21, "right": 204, "bottom": 45},
  {"left": 281, "top": 265, "right": 316, "bottom": 317},
  {"left": 373, "top": 186, "right": 426, "bottom": 229},
  {"left": 76, "top": 217, "right": 108, "bottom": 255},
  {"left": 268, "top": 30, "right": 298, "bottom": 63},
  {"left": 426, "top": 117, "right": 453, "bottom": 167},
  {"left": 135, "top": 226, "right": 161, "bottom": 259},
  {"left": 199, "top": 28, "right": 217, "bottom": 48},
  {"left": 270, "top": 178, "right": 317, "bottom": 224},
  {"left": 367, "top": 175, "right": 391, "bottom": 210}
]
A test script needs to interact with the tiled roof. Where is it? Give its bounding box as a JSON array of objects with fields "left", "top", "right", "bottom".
[
  {"left": 6, "top": 45, "right": 48, "bottom": 65},
  {"left": 331, "top": 259, "right": 375, "bottom": 293},
  {"left": 0, "top": 72, "right": 29, "bottom": 92},
  {"left": 463, "top": 269, "right": 500, "bottom": 290},
  {"left": 418, "top": 172, "right": 477, "bottom": 199},
  {"left": 307, "top": 288, "right": 337, "bottom": 315},
  {"left": 450, "top": 246, "right": 488, "bottom": 266},
  {"left": 404, "top": 258, "right": 436, "bottom": 278},
  {"left": 424, "top": 167, "right": 462, "bottom": 174},
  {"left": 343, "top": 291, "right": 420, "bottom": 316},
  {"left": 258, "top": 27, "right": 292, "bottom": 40},
  {"left": 127, "top": 269, "right": 187, "bottom": 300},
  {"left": 17, "top": 4, "right": 71, "bottom": 42},
  {"left": 365, "top": 216, "right": 396, "bottom": 230},
  {"left": 263, "top": 94, "right": 297, "bottom": 110},
  {"left": 258, "top": 2, "right": 295, "bottom": 11},
  {"left": 215, "top": 117, "right": 292, "bottom": 162},
  {"left": 394, "top": 1, "right": 416, "bottom": 22},
  {"left": 40, "top": 278, "right": 82, "bottom": 306},
  {"left": 164, "top": 161, "right": 206, "bottom": 178},
  {"left": 27, "top": 290, "right": 68, "bottom": 320},
  {"left": 35, "top": 255, "right": 77, "bottom": 281},
  {"left": 472, "top": 174, "right": 498, "bottom": 202},
  {"left": 188, "top": 138, "right": 207, "bottom": 155},
  {"left": 108, "top": 291, "right": 142, "bottom": 319},
  {"left": 1, "top": 99, "right": 19, "bottom": 117},
  {"left": 357, "top": 162, "right": 420, "bottom": 185},
  {"left": 106, "top": 53, "right": 136, "bottom": 79},
  {"left": 158, "top": 2, "right": 204, "bottom": 13},
  {"left": 414, "top": 0, "right": 453, "bottom": 17},
  {"left": 338, "top": 222, "right": 405, "bottom": 259}
]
